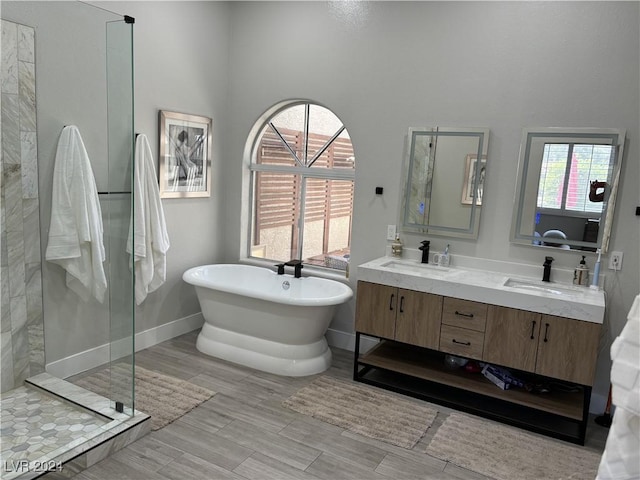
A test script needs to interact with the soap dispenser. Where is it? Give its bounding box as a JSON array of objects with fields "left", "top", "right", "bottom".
[
  {"left": 573, "top": 255, "right": 589, "bottom": 286},
  {"left": 391, "top": 235, "right": 403, "bottom": 257}
]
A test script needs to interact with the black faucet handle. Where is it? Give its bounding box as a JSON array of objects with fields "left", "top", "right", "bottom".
[
  {"left": 275, "top": 263, "right": 285, "bottom": 275},
  {"left": 419, "top": 240, "right": 430, "bottom": 250},
  {"left": 542, "top": 256, "right": 553, "bottom": 282},
  {"left": 294, "top": 262, "right": 304, "bottom": 278}
]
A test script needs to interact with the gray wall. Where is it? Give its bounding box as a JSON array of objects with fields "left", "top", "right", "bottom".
[{"left": 222, "top": 1, "right": 640, "bottom": 403}]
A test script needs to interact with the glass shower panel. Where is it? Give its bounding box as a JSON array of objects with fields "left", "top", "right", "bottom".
[
  {"left": 2, "top": 3, "right": 140, "bottom": 476},
  {"left": 105, "top": 19, "right": 135, "bottom": 415}
]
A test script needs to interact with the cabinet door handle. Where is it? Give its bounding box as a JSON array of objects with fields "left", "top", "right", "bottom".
[
  {"left": 530, "top": 320, "right": 537, "bottom": 340},
  {"left": 399, "top": 296, "right": 405, "bottom": 313},
  {"left": 452, "top": 339, "right": 471, "bottom": 346},
  {"left": 389, "top": 294, "right": 395, "bottom": 311},
  {"left": 454, "top": 311, "right": 474, "bottom": 318},
  {"left": 543, "top": 323, "right": 550, "bottom": 342}
]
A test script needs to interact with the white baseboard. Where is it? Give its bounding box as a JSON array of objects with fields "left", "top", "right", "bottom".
[
  {"left": 133, "top": 312, "right": 203, "bottom": 352},
  {"left": 46, "top": 344, "right": 110, "bottom": 380},
  {"left": 326, "top": 328, "right": 605, "bottom": 414},
  {"left": 325, "top": 328, "right": 379, "bottom": 353},
  {"left": 46, "top": 313, "right": 204, "bottom": 379}
]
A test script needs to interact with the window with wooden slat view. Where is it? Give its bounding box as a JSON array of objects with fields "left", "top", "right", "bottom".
[{"left": 249, "top": 103, "right": 355, "bottom": 273}]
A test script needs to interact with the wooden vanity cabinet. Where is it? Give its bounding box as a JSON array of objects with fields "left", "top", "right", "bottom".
[
  {"left": 354, "top": 282, "right": 397, "bottom": 339},
  {"left": 395, "top": 288, "right": 443, "bottom": 349},
  {"left": 439, "top": 298, "right": 489, "bottom": 360},
  {"left": 483, "top": 306, "right": 540, "bottom": 372},
  {"left": 483, "top": 306, "right": 601, "bottom": 386},
  {"left": 535, "top": 315, "right": 601, "bottom": 386},
  {"left": 355, "top": 281, "right": 442, "bottom": 350},
  {"left": 354, "top": 279, "right": 603, "bottom": 445}
]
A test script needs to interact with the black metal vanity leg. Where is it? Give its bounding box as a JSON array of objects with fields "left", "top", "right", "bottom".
[
  {"left": 353, "top": 332, "right": 361, "bottom": 381},
  {"left": 580, "top": 386, "right": 592, "bottom": 445}
]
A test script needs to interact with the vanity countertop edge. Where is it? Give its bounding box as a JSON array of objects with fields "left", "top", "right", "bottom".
[{"left": 357, "top": 256, "right": 605, "bottom": 324}]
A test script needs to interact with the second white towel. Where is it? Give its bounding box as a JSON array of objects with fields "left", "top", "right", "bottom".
[{"left": 127, "top": 134, "right": 170, "bottom": 305}]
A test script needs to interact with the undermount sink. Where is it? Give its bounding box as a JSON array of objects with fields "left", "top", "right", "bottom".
[
  {"left": 381, "top": 260, "right": 451, "bottom": 275},
  {"left": 503, "top": 278, "right": 586, "bottom": 296}
]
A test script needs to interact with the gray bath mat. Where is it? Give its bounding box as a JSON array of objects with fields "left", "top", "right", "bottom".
[
  {"left": 282, "top": 376, "right": 437, "bottom": 449},
  {"left": 74, "top": 365, "right": 215, "bottom": 430},
  {"left": 426, "top": 412, "right": 602, "bottom": 480}
]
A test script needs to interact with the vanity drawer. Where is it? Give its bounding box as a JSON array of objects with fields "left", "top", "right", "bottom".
[
  {"left": 442, "top": 298, "right": 488, "bottom": 332},
  {"left": 439, "top": 325, "right": 484, "bottom": 360}
]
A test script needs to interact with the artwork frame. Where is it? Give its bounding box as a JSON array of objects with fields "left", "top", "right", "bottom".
[
  {"left": 158, "top": 110, "right": 212, "bottom": 198},
  {"left": 461, "top": 154, "right": 487, "bottom": 205}
]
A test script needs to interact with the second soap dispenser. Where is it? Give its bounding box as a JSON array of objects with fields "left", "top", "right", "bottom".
[{"left": 573, "top": 255, "right": 589, "bottom": 286}]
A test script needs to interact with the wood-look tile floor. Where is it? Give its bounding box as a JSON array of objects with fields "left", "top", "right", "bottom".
[{"left": 74, "top": 331, "right": 609, "bottom": 480}]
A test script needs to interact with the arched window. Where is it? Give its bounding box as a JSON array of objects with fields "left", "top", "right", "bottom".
[{"left": 248, "top": 102, "right": 355, "bottom": 273}]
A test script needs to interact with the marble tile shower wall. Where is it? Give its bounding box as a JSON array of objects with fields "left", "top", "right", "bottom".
[{"left": 1, "top": 19, "right": 45, "bottom": 393}]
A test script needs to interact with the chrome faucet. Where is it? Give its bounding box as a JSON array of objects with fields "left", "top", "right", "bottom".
[
  {"left": 285, "top": 259, "right": 304, "bottom": 278},
  {"left": 542, "top": 256, "right": 554, "bottom": 282}
]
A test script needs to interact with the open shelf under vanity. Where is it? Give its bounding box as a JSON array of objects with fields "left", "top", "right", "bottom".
[{"left": 353, "top": 337, "right": 591, "bottom": 445}]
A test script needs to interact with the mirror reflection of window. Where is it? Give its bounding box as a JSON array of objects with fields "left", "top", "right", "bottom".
[{"left": 537, "top": 143, "right": 613, "bottom": 213}]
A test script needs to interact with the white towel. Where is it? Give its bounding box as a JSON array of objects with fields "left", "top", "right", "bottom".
[
  {"left": 127, "top": 134, "right": 170, "bottom": 305},
  {"left": 597, "top": 294, "right": 640, "bottom": 479},
  {"left": 45, "top": 125, "right": 107, "bottom": 303},
  {"left": 610, "top": 295, "right": 640, "bottom": 417}
]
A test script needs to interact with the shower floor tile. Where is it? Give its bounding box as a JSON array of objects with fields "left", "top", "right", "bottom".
[{"left": 1, "top": 385, "right": 109, "bottom": 476}]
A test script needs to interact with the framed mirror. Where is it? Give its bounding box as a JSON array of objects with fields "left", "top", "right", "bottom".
[
  {"left": 401, "top": 127, "right": 490, "bottom": 239},
  {"left": 510, "top": 127, "right": 625, "bottom": 253}
]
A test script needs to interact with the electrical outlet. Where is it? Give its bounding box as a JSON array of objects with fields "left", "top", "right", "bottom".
[
  {"left": 387, "top": 225, "right": 396, "bottom": 241},
  {"left": 608, "top": 251, "right": 623, "bottom": 271}
]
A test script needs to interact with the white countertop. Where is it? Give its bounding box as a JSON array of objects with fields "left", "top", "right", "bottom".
[{"left": 357, "top": 256, "right": 605, "bottom": 324}]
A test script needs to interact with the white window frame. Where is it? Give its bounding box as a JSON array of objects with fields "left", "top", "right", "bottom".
[{"left": 241, "top": 100, "right": 355, "bottom": 277}]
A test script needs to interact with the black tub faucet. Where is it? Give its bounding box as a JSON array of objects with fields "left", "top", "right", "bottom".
[
  {"left": 419, "top": 240, "right": 431, "bottom": 264},
  {"left": 275, "top": 263, "right": 285, "bottom": 275},
  {"left": 542, "top": 256, "right": 554, "bottom": 282},
  {"left": 285, "top": 259, "right": 304, "bottom": 278}
]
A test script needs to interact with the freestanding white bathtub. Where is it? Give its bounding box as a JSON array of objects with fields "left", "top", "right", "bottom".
[{"left": 182, "top": 264, "right": 353, "bottom": 376}]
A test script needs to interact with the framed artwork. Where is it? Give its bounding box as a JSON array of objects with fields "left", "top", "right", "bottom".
[
  {"left": 461, "top": 154, "right": 486, "bottom": 205},
  {"left": 158, "top": 110, "right": 212, "bottom": 198}
]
